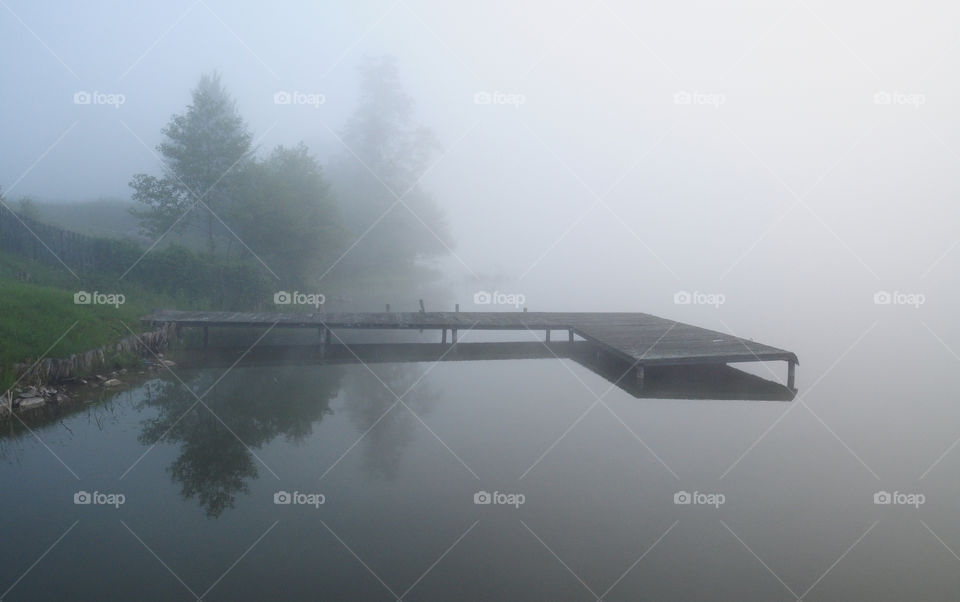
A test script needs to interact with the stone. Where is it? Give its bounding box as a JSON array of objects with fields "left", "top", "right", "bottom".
[
  {"left": 104, "top": 379, "right": 123, "bottom": 387},
  {"left": 162, "top": 360, "right": 176, "bottom": 367},
  {"left": 19, "top": 397, "right": 45, "bottom": 409}
]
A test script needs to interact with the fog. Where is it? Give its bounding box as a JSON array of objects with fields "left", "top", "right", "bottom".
[{"left": 3, "top": 1, "right": 960, "bottom": 598}]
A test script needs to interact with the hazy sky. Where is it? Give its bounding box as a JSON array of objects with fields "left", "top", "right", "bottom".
[{"left": 2, "top": 0, "right": 958, "bottom": 346}]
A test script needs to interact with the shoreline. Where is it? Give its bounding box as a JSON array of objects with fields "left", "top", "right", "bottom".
[{"left": 1, "top": 323, "right": 176, "bottom": 422}]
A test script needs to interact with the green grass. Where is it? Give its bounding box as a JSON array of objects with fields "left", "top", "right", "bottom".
[
  {"left": 0, "top": 251, "right": 187, "bottom": 391},
  {"left": 0, "top": 279, "right": 151, "bottom": 390}
]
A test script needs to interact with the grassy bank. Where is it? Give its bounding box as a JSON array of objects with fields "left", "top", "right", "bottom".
[
  {"left": 0, "top": 280, "right": 150, "bottom": 390},
  {"left": 0, "top": 251, "right": 169, "bottom": 390}
]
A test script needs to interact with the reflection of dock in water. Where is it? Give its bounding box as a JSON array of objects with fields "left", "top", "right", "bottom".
[
  {"left": 144, "top": 310, "right": 799, "bottom": 394},
  {"left": 175, "top": 341, "right": 796, "bottom": 401}
]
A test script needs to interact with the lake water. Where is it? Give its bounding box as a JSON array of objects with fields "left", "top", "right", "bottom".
[{"left": 1, "top": 324, "right": 959, "bottom": 601}]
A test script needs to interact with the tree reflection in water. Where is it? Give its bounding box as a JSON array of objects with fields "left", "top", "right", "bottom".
[
  {"left": 339, "top": 363, "right": 440, "bottom": 480},
  {"left": 136, "top": 360, "right": 440, "bottom": 516},
  {"left": 138, "top": 364, "right": 342, "bottom": 517}
]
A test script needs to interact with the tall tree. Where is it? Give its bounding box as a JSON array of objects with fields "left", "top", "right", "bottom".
[
  {"left": 230, "top": 143, "right": 340, "bottom": 284},
  {"left": 332, "top": 56, "right": 451, "bottom": 272},
  {"left": 130, "top": 72, "right": 252, "bottom": 254}
]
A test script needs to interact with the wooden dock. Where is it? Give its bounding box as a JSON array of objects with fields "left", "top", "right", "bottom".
[{"left": 143, "top": 310, "right": 799, "bottom": 391}]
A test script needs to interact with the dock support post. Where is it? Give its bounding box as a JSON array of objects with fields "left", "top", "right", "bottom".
[
  {"left": 635, "top": 364, "right": 645, "bottom": 389},
  {"left": 452, "top": 329, "right": 457, "bottom": 344},
  {"left": 545, "top": 329, "right": 551, "bottom": 342},
  {"left": 787, "top": 361, "right": 796, "bottom": 390},
  {"left": 203, "top": 326, "right": 208, "bottom": 348},
  {"left": 568, "top": 329, "right": 574, "bottom": 342},
  {"left": 419, "top": 299, "right": 425, "bottom": 313},
  {"left": 386, "top": 303, "right": 390, "bottom": 313},
  {"left": 442, "top": 329, "right": 447, "bottom": 344},
  {"left": 455, "top": 304, "right": 459, "bottom": 312}
]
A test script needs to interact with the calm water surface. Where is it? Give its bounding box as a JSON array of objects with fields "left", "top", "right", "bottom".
[{"left": 1, "top": 326, "right": 959, "bottom": 600}]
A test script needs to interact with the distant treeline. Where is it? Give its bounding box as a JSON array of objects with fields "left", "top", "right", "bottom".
[
  {"left": 128, "top": 61, "right": 451, "bottom": 290},
  {"left": 1, "top": 57, "right": 451, "bottom": 310}
]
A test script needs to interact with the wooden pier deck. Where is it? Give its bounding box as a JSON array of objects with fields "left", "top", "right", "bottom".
[{"left": 143, "top": 310, "right": 799, "bottom": 391}]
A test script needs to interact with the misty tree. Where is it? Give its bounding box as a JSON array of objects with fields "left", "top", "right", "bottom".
[
  {"left": 130, "top": 72, "right": 252, "bottom": 254},
  {"left": 230, "top": 143, "right": 341, "bottom": 284},
  {"left": 332, "top": 56, "right": 451, "bottom": 273}
]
